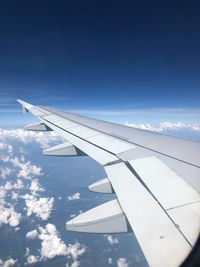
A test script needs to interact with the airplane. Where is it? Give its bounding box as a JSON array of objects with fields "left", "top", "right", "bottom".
[{"left": 17, "top": 99, "right": 200, "bottom": 267}]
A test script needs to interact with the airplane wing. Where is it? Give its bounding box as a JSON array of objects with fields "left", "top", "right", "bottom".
[{"left": 17, "top": 99, "right": 200, "bottom": 267}]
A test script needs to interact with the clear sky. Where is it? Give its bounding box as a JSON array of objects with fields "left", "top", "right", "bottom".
[{"left": 0, "top": 0, "right": 200, "bottom": 125}]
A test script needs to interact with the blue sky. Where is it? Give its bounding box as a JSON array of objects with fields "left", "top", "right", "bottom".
[{"left": 0, "top": 0, "right": 200, "bottom": 126}]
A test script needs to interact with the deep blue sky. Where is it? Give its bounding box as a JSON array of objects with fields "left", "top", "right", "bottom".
[{"left": 0, "top": 0, "right": 200, "bottom": 125}]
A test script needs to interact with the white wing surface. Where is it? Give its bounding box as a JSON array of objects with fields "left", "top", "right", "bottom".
[{"left": 17, "top": 99, "right": 200, "bottom": 267}]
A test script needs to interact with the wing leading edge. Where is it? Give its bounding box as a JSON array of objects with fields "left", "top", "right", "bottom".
[{"left": 17, "top": 99, "right": 200, "bottom": 267}]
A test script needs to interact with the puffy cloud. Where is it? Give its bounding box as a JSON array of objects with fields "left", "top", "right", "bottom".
[
  {"left": 4, "top": 181, "right": 13, "bottom": 190},
  {"left": 29, "top": 179, "right": 44, "bottom": 195},
  {"left": 125, "top": 121, "right": 200, "bottom": 133},
  {"left": 4, "top": 179, "right": 24, "bottom": 191},
  {"left": 22, "top": 194, "right": 54, "bottom": 220},
  {"left": 0, "top": 129, "right": 62, "bottom": 149},
  {"left": 0, "top": 258, "right": 17, "bottom": 267},
  {"left": 5, "top": 156, "right": 43, "bottom": 180},
  {"left": 26, "top": 255, "right": 40, "bottom": 265},
  {"left": 67, "top": 242, "right": 86, "bottom": 261},
  {"left": 0, "top": 186, "right": 7, "bottom": 199},
  {"left": 38, "top": 224, "right": 68, "bottom": 259},
  {"left": 117, "top": 258, "right": 129, "bottom": 267},
  {"left": 11, "top": 192, "right": 19, "bottom": 201},
  {"left": 67, "top": 193, "right": 80, "bottom": 201},
  {"left": 14, "top": 179, "right": 24, "bottom": 189},
  {"left": 0, "top": 168, "right": 12, "bottom": 179},
  {"left": 26, "top": 224, "right": 86, "bottom": 263},
  {"left": 17, "top": 161, "right": 43, "bottom": 179},
  {"left": 108, "top": 258, "right": 113, "bottom": 264},
  {"left": 25, "top": 248, "right": 40, "bottom": 265},
  {"left": 66, "top": 261, "right": 80, "bottom": 267},
  {"left": 0, "top": 205, "right": 21, "bottom": 227},
  {"left": 106, "top": 235, "right": 119, "bottom": 246},
  {"left": 26, "top": 229, "right": 39, "bottom": 239},
  {"left": 0, "top": 143, "right": 13, "bottom": 153}
]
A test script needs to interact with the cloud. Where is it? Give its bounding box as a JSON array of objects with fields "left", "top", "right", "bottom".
[
  {"left": 3, "top": 155, "right": 43, "bottom": 180},
  {"left": 0, "top": 143, "right": 13, "bottom": 153},
  {"left": 106, "top": 235, "right": 119, "bottom": 246},
  {"left": 117, "top": 258, "right": 129, "bottom": 267},
  {"left": 17, "top": 161, "right": 43, "bottom": 179},
  {"left": 0, "top": 258, "right": 17, "bottom": 267},
  {"left": 108, "top": 258, "right": 113, "bottom": 264},
  {"left": 0, "top": 168, "right": 12, "bottom": 179},
  {"left": 0, "top": 186, "right": 7, "bottom": 200},
  {"left": 0, "top": 129, "right": 62, "bottom": 149},
  {"left": 26, "top": 229, "right": 39, "bottom": 239},
  {"left": 0, "top": 205, "right": 21, "bottom": 227},
  {"left": 125, "top": 121, "right": 200, "bottom": 133},
  {"left": 67, "top": 242, "right": 86, "bottom": 261},
  {"left": 66, "top": 261, "right": 80, "bottom": 267},
  {"left": 24, "top": 248, "right": 40, "bottom": 265},
  {"left": 22, "top": 194, "right": 54, "bottom": 220},
  {"left": 4, "top": 179, "right": 24, "bottom": 191},
  {"left": 26, "top": 255, "right": 40, "bottom": 265},
  {"left": 38, "top": 224, "right": 68, "bottom": 259},
  {"left": 11, "top": 192, "right": 19, "bottom": 201},
  {"left": 67, "top": 193, "right": 80, "bottom": 201},
  {"left": 29, "top": 179, "right": 45, "bottom": 195},
  {"left": 25, "top": 224, "right": 87, "bottom": 264}
]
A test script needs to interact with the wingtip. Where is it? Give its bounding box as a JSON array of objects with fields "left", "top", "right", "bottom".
[
  {"left": 16, "top": 99, "right": 23, "bottom": 105},
  {"left": 16, "top": 99, "right": 33, "bottom": 111}
]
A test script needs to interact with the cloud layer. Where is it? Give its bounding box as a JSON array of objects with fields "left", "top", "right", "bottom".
[{"left": 125, "top": 121, "right": 200, "bottom": 133}]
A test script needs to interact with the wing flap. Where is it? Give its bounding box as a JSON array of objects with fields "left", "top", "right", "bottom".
[
  {"left": 168, "top": 202, "right": 200, "bottom": 245},
  {"left": 104, "top": 162, "right": 192, "bottom": 267},
  {"left": 129, "top": 156, "right": 200, "bottom": 210}
]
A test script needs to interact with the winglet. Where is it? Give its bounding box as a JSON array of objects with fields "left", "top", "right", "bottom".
[{"left": 16, "top": 99, "right": 33, "bottom": 112}]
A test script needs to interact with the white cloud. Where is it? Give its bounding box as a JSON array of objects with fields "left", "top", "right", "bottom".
[
  {"left": 125, "top": 121, "right": 200, "bottom": 133},
  {"left": 38, "top": 224, "right": 68, "bottom": 259},
  {"left": 26, "top": 229, "right": 39, "bottom": 239},
  {"left": 29, "top": 179, "right": 45, "bottom": 194},
  {"left": 4, "top": 155, "right": 43, "bottom": 180},
  {"left": 108, "top": 258, "right": 113, "bottom": 264},
  {"left": 26, "top": 224, "right": 86, "bottom": 263},
  {"left": 0, "top": 143, "right": 13, "bottom": 153},
  {"left": 106, "top": 235, "right": 119, "bottom": 246},
  {"left": 117, "top": 258, "right": 129, "bottom": 267},
  {"left": 24, "top": 248, "right": 40, "bottom": 265},
  {"left": 0, "top": 258, "right": 17, "bottom": 267},
  {"left": 22, "top": 194, "right": 54, "bottom": 220},
  {"left": 0, "top": 129, "right": 62, "bottom": 149},
  {"left": 4, "top": 179, "right": 24, "bottom": 191},
  {"left": 26, "top": 255, "right": 40, "bottom": 265},
  {"left": 11, "top": 192, "right": 19, "bottom": 201},
  {"left": 0, "top": 205, "right": 21, "bottom": 227},
  {"left": 17, "top": 161, "right": 43, "bottom": 179},
  {"left": 0, "top": 168, "right": 12, "bottom": 179},
  {"left": 4, "top": 181, "right": 13, "bottom": 190},
  {"left": 67, "top": 242, "right": 86, "bottom": 260},
  {"left": 67, "top": 193, "right": 80, "bottom": 201},
  {"left": 0, "top": 186, "right": 7, "bottom": 199},
  {"left": 14, "top": 179, "right": 24, "bottom": 189},
  {"left": 66, "top": 261, "right": 80, "bottom": 267}
]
